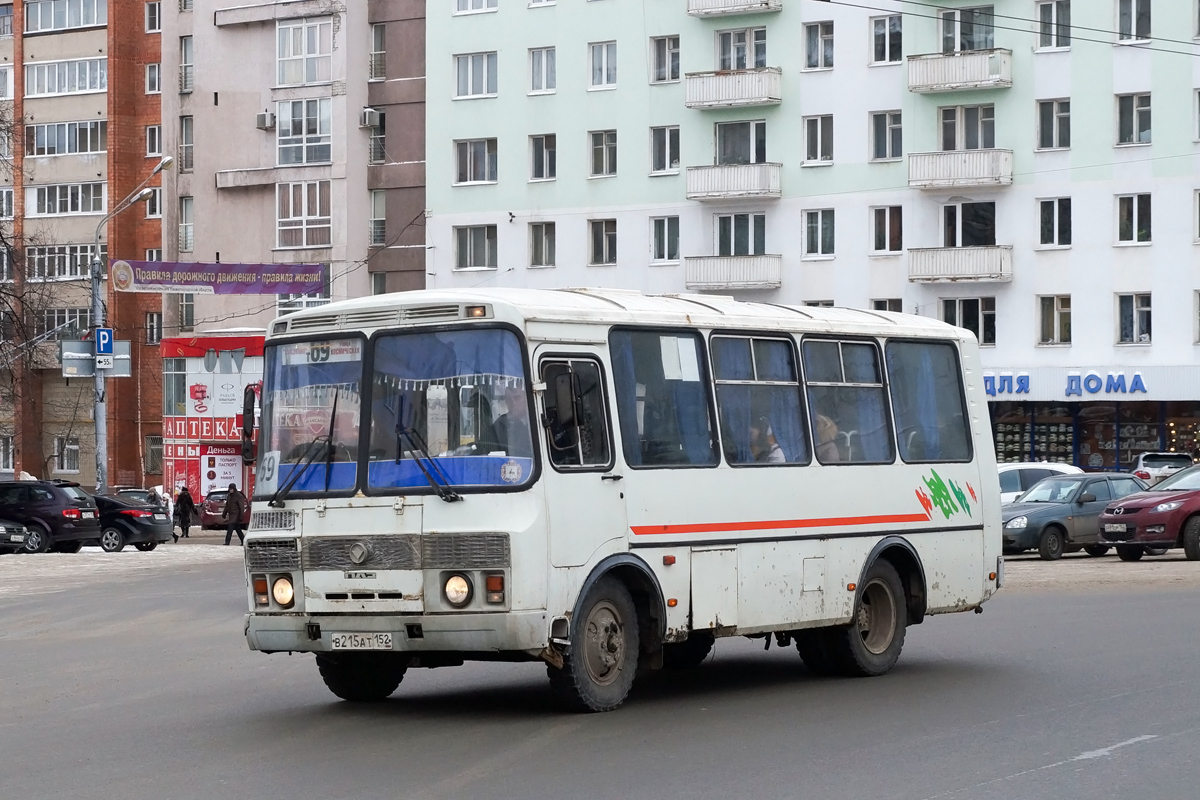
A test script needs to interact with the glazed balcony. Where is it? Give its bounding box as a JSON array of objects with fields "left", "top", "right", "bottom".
[
  {"left": 685, "top": 68, "right": 782, "bottom": 109},
  {"left": 685, "top": 163, "right": 781, "bottom": 201},
  {"left": 908, "top": 246, "right": 1013, "bottom": 283},
  {"left": 907, "top": 48, "right": 1012, "bottom": 93},
  {"left": 687, "top": 0, "right": 781, "bottom": 17},
  {"left": 908, "top": 149, "right": 1013, "bottom": 189},
  {"left": 685, "top": 255, "right": 782, "bottom": 291}
]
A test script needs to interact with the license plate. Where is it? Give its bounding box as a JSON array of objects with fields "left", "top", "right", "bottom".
[
  {"left": 1104, "top": 524, "right": 1127, "bottom": 533},
  {"left": 82, "top": 511, "right": 95, "bottom": 519},
  {"left": 153, "top": 514, "right": 167, "bottom": 520},
  {"left": 8, "top": 533, "right": 22, "bottom": 543},
  {"left": 330, "top": 632, "right": 392, "bottom": 651}
]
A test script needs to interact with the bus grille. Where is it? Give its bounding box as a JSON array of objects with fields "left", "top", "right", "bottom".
[
  {"left": 303, "top": 535, "right": 421, "bottom": 571},
  {"left": 422, "top": 533, "right": 510, "bottom": 569},
  {"left": 245, "top": 539, "right": 300, "bottom": 571},
  {"left": 250, "top": 510, "right": 296, "bottom": 531}
]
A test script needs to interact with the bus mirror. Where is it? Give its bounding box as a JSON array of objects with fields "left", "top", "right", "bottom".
[
  {"left": 242, "top": 386, "right": 256, "bottom": 438},
  {"left": 553, "top": 373, "right": 577, "bottom": 429},
  {"left": 242, "top": 434, "right": 256, "bottom": 465}
]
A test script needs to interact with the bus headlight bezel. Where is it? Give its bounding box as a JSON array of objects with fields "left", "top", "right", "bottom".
[
  {"left": 272, "top": 575, "right": 295, "bottom": 608},
  {"left": 443, "top": 573, "right": 473, "bottom": 608}
]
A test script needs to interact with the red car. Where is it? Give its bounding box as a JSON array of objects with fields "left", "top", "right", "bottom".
[
  {"left": 200, "top": 490, "right": 251, "bottom": 530},
  {"left": 1097, "top": 465, "right": 1200, "bottom": 562}
]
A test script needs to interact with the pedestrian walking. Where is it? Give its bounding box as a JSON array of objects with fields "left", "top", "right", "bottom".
[
  {"left": 223, "top": 483, "right": 247, "bottom": 546},
  {"left": 174, "top": 486, "right": 197, "bottom": 543}
]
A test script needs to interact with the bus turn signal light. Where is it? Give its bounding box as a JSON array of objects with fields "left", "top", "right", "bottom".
[
  {"left": 989, "top": 572, "right": 997, "bottom": 581},
  {"left": 466, "top": 305, "right": 488, "bottom": 318},
  {"left": 485, "top": 574, "right": 504, "bottom": 604},
  {"left": 847, "top": 583, "right": 857, "bottom": 592},
  {"left": 667, "top": 598, "right": 678, "bottom": 607},
  {"left": 662, "top": 555, "right": 676, "bottom": 566},
  {"left": 253, "top": 576, "right": 269, "bottom": 606}
]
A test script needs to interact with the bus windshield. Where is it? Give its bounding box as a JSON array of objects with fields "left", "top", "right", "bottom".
[{"left": 367, "top": 327, "right": 534, "bottom": 491}]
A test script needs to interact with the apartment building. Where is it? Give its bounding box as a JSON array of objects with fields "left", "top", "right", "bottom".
[
  {"left": 0, "top": 0, "right": 164, "bottom": 487},
  {"left": 426, "top": 0, "right": 1200, "bottom": 470}
]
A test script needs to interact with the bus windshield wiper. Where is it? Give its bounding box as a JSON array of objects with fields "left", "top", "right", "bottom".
[
  {"left": 397, "top": 424, "right": 461, "bottom": 503},
  {"left": 269, "top": 388, "right": 339, "bottom": 507},
  {"left": 323, "top": 388, "right": 341, "bottom": 493}
]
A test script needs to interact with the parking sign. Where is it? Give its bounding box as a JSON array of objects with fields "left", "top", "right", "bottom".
[{"left": 95, "top": 328, "right": 114, "bottom": 369}]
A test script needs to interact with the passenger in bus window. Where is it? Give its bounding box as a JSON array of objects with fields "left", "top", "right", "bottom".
[
  {"left": 816, "top": 413, "right": 841, "bottom": 462},
  {"left": 751, "top": 418, "right": 786, "bottom": 463}
]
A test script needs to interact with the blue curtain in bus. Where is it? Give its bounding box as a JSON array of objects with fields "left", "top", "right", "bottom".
[
  {"left": 609, "top": 336, "right": 644, "bottom": 466},
  {"left": 759, "top": 342, "right": 805, "bottom": 463},
  {"left": 717, "top": 386, "right": 754, "bottom": 463},
  {"left": 854, "top": 388, "right": 892, "bottom": 462},
  {"left": 915, "top": 347, "right": 941, "bottom": 459},
  {"left": 671, "top": 379, "right": 715, "bottom": 464},
  {"left": 372, "top": 330, "right": 523, "bottom": 382}
]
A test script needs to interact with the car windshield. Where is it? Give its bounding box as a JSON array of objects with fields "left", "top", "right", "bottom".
[
  {"left": 1017, "top": 477, "right": 1081, "bottom": 503},
  {"left": 1143, "top": 454, "right": 1192, "bottom": 469},
  {"left": 1152, "top": 466, "right": 1200, "bottom": 491}
]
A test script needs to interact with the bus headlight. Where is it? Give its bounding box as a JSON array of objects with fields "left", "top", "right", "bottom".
[
  {"left": 272, "top": 576, "right": 295, "bottom": 608},
  {"left": 1005, "top": 516, "right": 1028, "bottom": 529},
  {"left": 444, "top": 574, "right": 472, "bottom": 607}
]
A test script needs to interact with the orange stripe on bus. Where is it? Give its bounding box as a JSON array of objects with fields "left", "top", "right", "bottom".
[{"left": 630, "top": 512, "right": 933, "bottom": 536}]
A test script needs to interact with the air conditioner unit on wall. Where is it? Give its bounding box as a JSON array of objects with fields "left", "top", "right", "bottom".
[
  {"left": 359, "top": 108, "right": 381, "bottom": 128},
  {"left": 255, "top": 112, "right": 276, "bottom": 131}
]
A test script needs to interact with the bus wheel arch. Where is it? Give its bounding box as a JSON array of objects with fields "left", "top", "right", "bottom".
[
  {"left": 570, "top": 554, "right": 666, "bottom": 661},
  {"left": 861, "top": 537, "right": 927, "bottom": 626}
]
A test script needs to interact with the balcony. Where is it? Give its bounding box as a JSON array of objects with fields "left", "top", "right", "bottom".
[
  {"left": 907, "top": 48, "right": 1012, "bottom": 93},
  {"left": 178, "top": 224, "right": 194, "bottom": 253},
  {"left": 685, "top": 68, "right": 781, "bottom": 110},
  {"left": 908, "top": 149, "right": 1013, "bottom": 189},
  {"left": 686, "top": 255, "right": 782, "bottom": 291},
  {"left": 687, "top": 0, "right": 780, "bottom": 16},
  {"left": 686, "top": 163, "right": 781, "bottom": 201},
  {"left": 369, "top": 52, "right": 386, "bottom": 81},
  {"left": 179, "top": 64, "right": 194, "bottom": 93},
  {"left": 908, "top": 246, "right": 1013, "bottom": 283}
]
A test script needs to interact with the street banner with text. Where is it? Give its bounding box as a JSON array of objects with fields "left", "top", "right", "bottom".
[{"left": 110, "top": 260, "right": 325, "bottom": 295}]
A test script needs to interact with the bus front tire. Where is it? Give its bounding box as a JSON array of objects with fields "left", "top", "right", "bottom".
[
  {"left": 823, "top": 559, "right": 907, "bottom": 677},
  {"left": 315, "top": 653, "right": 405, "bottom": 702},
  {"left": 662, "top": 630, "right": 714, "bottom": 670},
  {"left": 547, "top": 576, "right": 639, "bottom": 712}
]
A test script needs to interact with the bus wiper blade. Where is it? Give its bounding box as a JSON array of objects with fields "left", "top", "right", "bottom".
[
  {"left": 397, "top": 425, "right": 461, "bottom": 503},
  {"left": 323, "top": 388, "right": 341, "bottom": 493},
  {"left": 268, "top": 437, "right": 327, "bottom": 508}
]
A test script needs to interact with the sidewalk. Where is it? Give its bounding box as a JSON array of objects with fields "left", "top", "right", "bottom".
[{"left": 172, "top": 527, "right": 246, "bottom": 546}]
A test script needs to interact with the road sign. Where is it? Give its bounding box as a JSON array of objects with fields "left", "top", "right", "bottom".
[
  {"left": 61, "top": 340, "right": 132, "bottom": 378},
  {"left": 95, "top": 327, "right": 114, "bottom": 356}
]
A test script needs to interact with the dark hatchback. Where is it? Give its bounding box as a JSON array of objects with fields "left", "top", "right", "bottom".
[
  {"left": 0, "top": 480, "right": 101, "bottom": 553},
  {"left": 96, "top": 494, "right": 174, "bottom": 552},
  {"left": 1097, "top": 465, "right": 1200, "bottom": 562},
  {"left": 1002, "top": 473, "right": 1147, "bottom": 560}
]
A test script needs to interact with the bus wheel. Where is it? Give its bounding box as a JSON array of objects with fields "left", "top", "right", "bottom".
[
  {"left": 315, "top": 653, "right": 405, "bottom": 702},
  {"left": 548, "top": 576, "right": 639, "bottom": 712},
  {"left": 795, "top": 630, "right": 837, "bottom": 676},
  {"left": 1116, "top": 546, "right": 1144, "bottom": 562},
  {"left": 663, "top": 630, "right": 714, "bottom": 670},
  {"left": 825, "top": 560, "right": 906, "bottom": 677}
]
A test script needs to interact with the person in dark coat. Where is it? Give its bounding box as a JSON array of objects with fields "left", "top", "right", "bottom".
[
  {"left": 174, "top": 487, "right": 197, "bottom": 543},
  {"left": 223, "top": 483, "right": 247, "bottom": 546}
]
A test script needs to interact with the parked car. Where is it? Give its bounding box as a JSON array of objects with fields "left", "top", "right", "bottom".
[
  {"left": 0, "top": 517, "right": 27, "bottom": 554},
  {"left": 1002, "top": 472, "right": 1147, "bottom": 559},
  {"left": 998, "top": 462, "right": 1084, "bottom": 504},
  {"left": 200, "top": 489, "right": 250, "bottom": 530},
  {"left": 1097, "top": 465, "right": 1200, "bottom": 561},
  {"left": 95, "top": 494, "right": 174, "bottom": 553},
  {"left": 114, "top": 487, "right": 170, "bottom": 516},
  {"left": 1130, "top": 452, "right": 1194, "bottom": 487},
  {"left": 0, "top": 480, "right": 101, "bottom": 553}
]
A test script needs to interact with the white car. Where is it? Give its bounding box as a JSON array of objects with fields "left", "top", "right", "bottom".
[
  {"left": 1131, "top": 452, "right": 1194, "bottom": 487},
  {"left": 998, "top": 462, "right": 1083, "bottom": 504}
]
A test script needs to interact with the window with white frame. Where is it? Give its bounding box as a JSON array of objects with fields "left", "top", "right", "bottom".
[
  {"left": 941, "top": 105, "right": 995, "bottom": 150},
  {"left": 0, "top": 66, "right": 11, "bottom": 99},
  {"left": 940, "top": 6, "right": 994, "bottom": 53},
  {"left": 26, "top": 245, "right": 104, "bottom": 280},
  {"left": 455, "top": 138, "right": 498, "bottom": 184},
  {"left": 1117, "top": 93, "right": 1151, "bottom": 145},
  {"left": 277, "top": 98, "right": 331, "bottom": 164},
  {"left": 0, "top": 5, "right": 11, "bottom": 38},
  {"left": 179, "top": 36, "right": 192, "bottom": 92},
  {"left": 456, "top": 0, "right": 496, "bottom": 12},
  {"left": 26, "top": 0, "right": 106, "bottom": 32},
  {"left": 871, "top": 206, "right": 902, "bottom": 253},
  {"left": 178, "top": 196, "right": 194, "bottom": 252},
  {"left": 277, "top": 18, "right": 332, "bottom": 86},
  {"left": 652, "top": 36, "right": 679, "bottom": 83},
  {"left": 716, "top": 120, "right": 766, "bottom": 164},
  {"left": 26, "top": 120, "right": 107, "bottom": 156},
  {"left": 145, "top": 62, "right": 160, "bottom": 94},
  {"left": 180, "top": 0, "right": 193, "bottom": 10},
  {"left": 53, "top": 436, "right": 80, "bottom": 473},
  {"left": 1037, "top": 99, "right": 1070, "bottom": 149},
  {"left": 455, "top": 51, "right": 497, "bottom": 97},
  {"left": 146, "top": 124, "right": 161, "bottom": 157},
  {"left": 804, "top": 209, "right": 835, "bottom": 257},
  {"left": 530, "top": 47, "right": 555, "bottom": 93},
  {"left": 531, "top": 134, "right": 556, "bottom": 180},
  {"left": 26, "top": 58, "right": 107, "bottom": 97},
  {"left": 1038, "top": 295, "right": 1071, "bottom": 344},
  {"left": 277, "top": 181, "right": 331, "bottom": 248},
  {"left": 0, "top": 435, "right": 12, "bottom": 472},
  {"left": 146, "top": 248, "right": 162, "bottom": 261},
  {"left": 371, "top": 273, "right": 387, "bottom": 295},
  {"left": 651, "top": 126, "right": 679, "bottom": 173},
  {"left": 652, "top": 216, "right": 679, "bottom": 262},
  {"left": 369, "top": 23, "right": 386, "bottom": 80},
  {"left": 589, "top": 219, "right": 617, "bottom": 265},
  {"left": 1118, "top": 0, "right": 1150, "bottom": 41},
  {"left": 37, "top": 308, "right": 91, "bottom": 339},
  {"left": 455, "top": 225, "right": 498, "bottom": 269},
  {"left": 589, "top": 41, "right": 616, "bottom": 88},
  {"left": 718, "top": 27, "right": 766, "bottom": 70},
  {"left": 146, "top": 187, "right": 162, "bottom": 218},
  {"left": 145, "top": 312, "right": 163, "bottom": 345},
  {"left": 943, "top": 201, "right": 996, "bottom": 246},
  {"left": 0, "top": 188, "right": 11, "bottom": 219},
  {"left": 804, "top": 115, "right": 833, "bottom": 163},
  {"left": 805, "top": 300, "right": 833, "bottom": 308},
  {"left": 804, "top": 22, "right": 833, "bottom": 69},
  {"left": 277, "top": 286, "right": 330, "bottom": 316},
  {"left": 179, "top": 115, "right": 193, "bottom": 171},
  {"left": 1117, "top": 293, "right": 1151, "bottom": 343},
  {"left": 872, "top": 299, "right": 903, "bottom": 312},
  {"left": 178, "top": 293, "right": 194, "bottom": 330},
  {"left": 717, "top": 213, "right": 765, "bottom": 256},
  {"left": 145, "top": 1, "right": 160, "bottom": 32},
  {"left": 531, "top": 221, "right": 555, "bottom": 267},
  {"left": 1037, "top": 1, "right": 1070, "bottom": 48},
  {"left": 871, "top": 111, "right": 901, "bottom": 160},
  {"left": 1039, "top": 198, "right": 1071, "bottom": 246},
  {"left": 1117, "top": 193, "right": 1151, "bottom": 243},
  {"left": 369, "top": 190, "right": 386, "bottom": 246},
  {"left": 872, "top": 15, "right": 902, "bottom": 63},
  {"left": 590, "top": 130, "right": 617, "bottom": 177},
  {"left": 943, "top": 298, "right": 996, "bottom": 345},
  {"left": 27, "top": 183, "right": 105, "bottom": 217}
]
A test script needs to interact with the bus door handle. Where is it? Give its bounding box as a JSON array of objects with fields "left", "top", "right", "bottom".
[{"left": 601, "top": 474, "right": 623, "bottom": 482}]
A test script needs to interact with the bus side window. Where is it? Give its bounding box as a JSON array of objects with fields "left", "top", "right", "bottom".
[
  {"left": 884, "top": 341, "right": 972, "bottom": 463},
  {"left": 711, "top": 335, "right": 810, "bottom": 466},
  {"left": 540, "top": 359, "right": 613, "bottom": 469},
  {"left": 803, "top": 339, "right": 895, "bottom": 465}
]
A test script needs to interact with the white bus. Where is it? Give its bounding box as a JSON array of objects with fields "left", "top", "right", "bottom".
[{"left": 243, "top": 288, "right": 1002, "bottom": 712}]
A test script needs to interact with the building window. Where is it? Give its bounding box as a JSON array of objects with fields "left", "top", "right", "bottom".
[
  {"left": 944, "top": 201, "right": 996, "bottom": 247},
  {"left": 803, "top": 209, "right": 835, "bottom": 257},
  {"left": 0, "top": 435, "right": 12, "bottom": 473},
  {"left": 456, "top": 0, "right": 496, "bottom": 12},
  {"left": 1117, "top": 193, "right": 1151, "bottom": 243},
  {"left": 455, "top": 225, "right": 498, "bottom": 269},
  {"left": 940, "top": 6, "right": 994, "bottom": 53},
  {"left": 178, "top": 294, "right": 194, "bottom": 331},
  {"left": 531, "top": 134, "right": 556, "bottom": 180},
  {"left": 0, "top": 188, "right": 9, "bottom": 219},
  {"left": 179, "top": 36, "right": 192, "bottom": 92},
  {"left": 277, "top": 181, "right": 331, "bottom": 248},
  {"left": 146, "top": 187, "right": 162, "bottom": 218},
  {"left": 651, "top": 216, "right": 679, "bottom": 262},
  {"left": 942, "top": 298, "right": 996, "bottom": 345},
  {"left": 145, "top": 62, "right": 160, "bottom": 94},
  {"left": 1039, "top": 296, "right": 1071, "bottom": 344},
  {"left": 589, "top": 41, "right": 617, "bottom": 88},
  {"left": 455, "top": 138, "right": 498, "bottom": 184},
  {"left": 145, "top": 435, "right": 163, "bottom": 474},
  {"left": 26, "top": 0, "right": 106, "bottom": 32},
  {"left": 804, "top": 115, "right": 833, "bottom": 163},
  {"left": 1037, "top": 99, "right": 1070, "bottom": 149},
  {"left": 277, "top": 290, "right": 330, "bottom": 316},
  {"left": 590, "top": 130, "right": 617, "bottom": 177},
  {"left": 146, "top": 248, "right": 162, "bottom": 261},
  {"left": 652, "top": 36, "right": 680, "bottom": 83},
  {"left": 369, "top": 115, "right": 386, "bottom": 164},
  {"left": 530, "top": 47, "right": 556, "bottom": 93},
  {"left": 145, "top": 312, "right": 163, "bottom": 345},
  {"left": 1118, "top": 293, "right": 1151, "bottom": 343},
  {"left": 146, "top": 124, "right": 161, "bottom": 157},
  {"left": 1118, "top": 0, "right": 1150, "bottom": 41},
  {"left": 53, "top": 436, "right": 80, "bottom": 473},
  {"left": 872, "top": 206, "right": 902, "bottom": 253},
  {"left": 27, "top": 183, "right": 105, "bottom": 217},
  {"left": 277, "top": 98, "right": 330, "bottom": 164},
  {"left": 0, "top": 5, "right": 12, "bottom": 38},
  {"left": 872, "top": 299, "right": 903, "bottom": 312},
  {"left": 1117, "top": 93, "right": 1151, "bottom": 145},
  {"left": 717, "top": 213, "right": 765, "bottom": 256},
  {"left": 455, "top": 51, "right": 498, "bottom": 98},
  {"left": 941, "top": 105, "right": 994, "bottom": 150},
  {"left": 369, "top": 23, "right": 386, "bottom": 81},
  {"left": 369, "top": 190, "right": 386, "bottom": 246},
  {"left": 371, "top": 272, "right": 387, "bottom": 295},
  {"left": 163, "top": 357, "right": 186, "bottom": 414},
  {"left": 27, "top": 58, "right": 107, "bottom": 97},
  {"left": 871, "top": 111, "right": 902, "bottom": 160},
  {"left": 1037, "top": 1, "right": 1070, "bottom": 48},
  {"left": 531, "top": 221, "right": 556, "bottom": 267},
  {"left": 718, "top": 27, "right": 766, "bottom": 70},
  {"left": 716, "top": 120, "right": 766, "bottom": 165},
  {"left": 277, "top": 18, "right": 332, "bottom": 86},
  {"left": 178, "top": 196, "right": 194, "bottom": 252},
  {"left": 804, "top": 22, "right": 834, "bottom": 69},
  {"left": 805, "top": 300, "right": 834, "bottom": 308},
  {"left": 179, "top": 116, "right": 193, "bottom": 171},
  {"left": 1039, "top": 198, "right": 1072, "bottom": 246},
  {"left": 651, "top": 126, "right": 679, "bottom": 174},
  {"left": 145, "top": 1, "right": 160, "bottom": 32},
  {"left": 180, "top": 0, "right": 193, "bottom": 10},
  {"left": 26, "top": 121, "right": 107, "bottom": 156},
  {"left": 0, "top": 66, "right": 10, "bottom": 99},
  {"left": 36, "top": 308, "right": 91, "bottom": 338},
  {"left": 589, "top": 219, "right": 617, "bottom": 265},
  {"left": 26, "top": 245, "right": 105, "bottom": 280},
  {"left": 872, "top": 15, "right": 902, "bottom": 63}
]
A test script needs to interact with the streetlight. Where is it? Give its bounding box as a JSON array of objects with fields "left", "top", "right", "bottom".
[{"left": 91, "top": 155, "right": 175, "bottom": 495}]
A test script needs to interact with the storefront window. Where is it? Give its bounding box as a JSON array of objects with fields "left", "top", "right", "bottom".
[
  {"left": 1165, "top": 403, "right": 1200, "bottom": 461},
  {"left": 992, "top": 402, "right": 1032, "bottom": 463},
  {"left": 1077, "top": 405, "right": 1116, "bottom": 470},
  {"left": 1033, "top": 403, "right": 1073, "bottom": 463},
  {"left": 1118, "top": 403, "right": 1160, "bottom": 468}
]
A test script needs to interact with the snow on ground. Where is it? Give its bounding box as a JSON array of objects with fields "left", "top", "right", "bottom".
[{"left": 0, "top": 544, "right": 244, "bottom": 598}]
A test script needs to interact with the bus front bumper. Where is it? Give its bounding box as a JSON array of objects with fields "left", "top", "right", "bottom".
[{"left": 245, "top": 610, "right": 549, "bottom": 655}]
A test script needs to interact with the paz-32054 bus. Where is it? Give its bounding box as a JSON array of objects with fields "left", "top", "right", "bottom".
[{"left": 242, "top": 288, "right": 1002, "bottom": 712}]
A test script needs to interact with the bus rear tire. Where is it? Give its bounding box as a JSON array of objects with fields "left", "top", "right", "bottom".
[
  {"left": 315, "top": 653, "right": 405, "bottom": 702},
  {"left": 547, "top": 576, "right": 639, "bottom": 712},
  {"left": 795, "top": 629, "right": 838, "bottom": 676},
  {"left": 823, "top": 560, "right": 907, "bottom": 677},
  {"left": 662, "top": 630, "right": 714, "bottom": 670}
]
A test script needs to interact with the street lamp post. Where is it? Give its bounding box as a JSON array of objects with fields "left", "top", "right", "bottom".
[{"left": 90, "top": 156, "right": 174, "bottom": 495}]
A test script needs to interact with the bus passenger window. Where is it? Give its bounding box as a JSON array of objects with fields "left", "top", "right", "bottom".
[
  {"left": 541, "top": 359, "right": 612, "bottom": 469},
  {"left": 711, "top": 336, "right": 809, "bottom": 466},
  {"left": 885, "top": 341, "right": 971, "bottom": 463},
  {"left": 609, "top": 329, "right": 718, "bottom": 468},
  {"left": 803, "top": 340, "right": 894, "bottom": 465}
]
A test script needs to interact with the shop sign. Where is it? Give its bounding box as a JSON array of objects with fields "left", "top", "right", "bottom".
[
  {"left": 983, "top": 374, "right": 1030, "bottom": 396},
  {"left": 1065, "top": 373, "right": 1148, "bottom": 397}
]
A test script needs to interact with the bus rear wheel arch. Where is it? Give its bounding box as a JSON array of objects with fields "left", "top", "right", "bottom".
[
  {"left": 821, "top": 558, "right": 908, "bottom": 677},
  {"left": 547, "top": 575, "right": 640, "bottom": 712}
]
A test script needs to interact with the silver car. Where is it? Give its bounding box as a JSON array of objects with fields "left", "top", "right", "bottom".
[{"left": 1131, "top": 453, "right": 1194, "bottom": 487}]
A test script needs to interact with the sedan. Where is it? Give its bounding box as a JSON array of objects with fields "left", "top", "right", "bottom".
[
  {"left": 1002, "top": 473, "right": 1148, "bottom": 560},
  {"left": 0, "top": 517, "right": 26, "bottom": 554},
  {"left": 1097, "top": 465, "right": 1200, "bottom": 562},
  {"left": 200, "top": 490, "right": 250, "bottom": 530},
  {"left": 95, "top": 495, "right": 174, "bottom": 553}
]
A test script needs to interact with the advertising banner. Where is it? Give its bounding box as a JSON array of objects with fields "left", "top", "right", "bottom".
[
  {"left": 111, "top": 260, "right": 325, "bottom": 295},
  {"left": 200, "top": 445, "right": 243, "bottom": 496}
]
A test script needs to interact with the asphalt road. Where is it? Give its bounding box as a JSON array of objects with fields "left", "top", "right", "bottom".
[{"left": 2, "top": 551, "right": 1199, "bottom": 800}]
